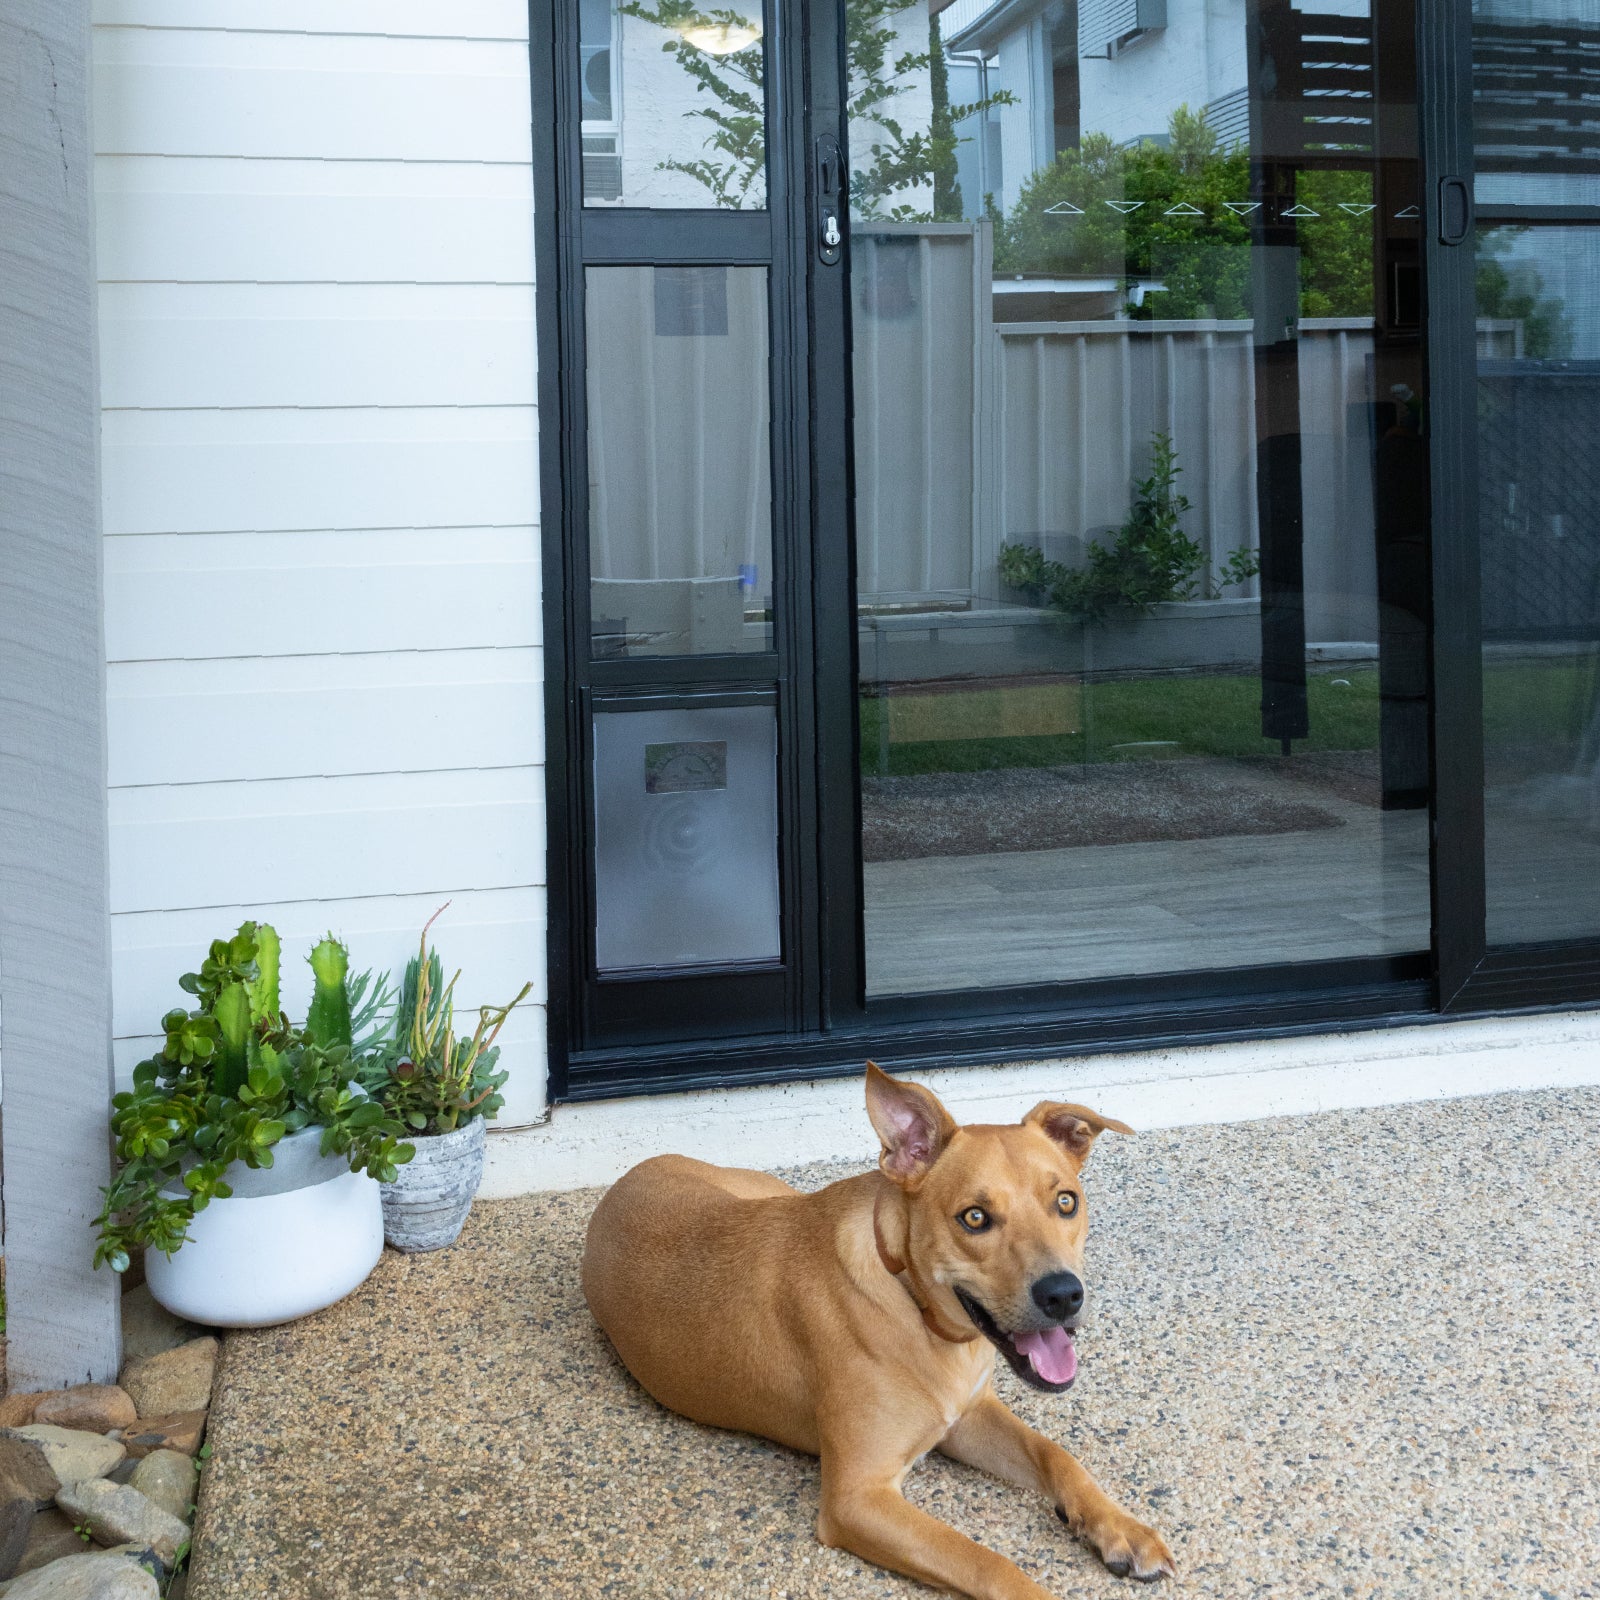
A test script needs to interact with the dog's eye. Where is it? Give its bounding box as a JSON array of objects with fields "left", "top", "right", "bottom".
[
  {"left": 957, "top": 1206, "right": 990, "bottom": 1233},
  {"left": 1056, "top": 1191, "right": 1080, "bottom": 1217}
]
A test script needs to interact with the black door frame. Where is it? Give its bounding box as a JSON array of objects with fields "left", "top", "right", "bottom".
[{"left": 533, "top": 0, "right": 1600, "bottom": 1104}]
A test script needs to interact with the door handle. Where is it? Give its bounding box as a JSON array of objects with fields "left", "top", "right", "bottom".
[
  {"left": 1438, "top": 175, "right": 1472, "bottom": 247},
  {"left": 816, "top": 134, "right": 843, "bottom": 265}
]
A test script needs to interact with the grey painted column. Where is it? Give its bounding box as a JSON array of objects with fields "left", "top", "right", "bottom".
[{"left": 0, "top": 0, "right": 120, "bottom": 1385}]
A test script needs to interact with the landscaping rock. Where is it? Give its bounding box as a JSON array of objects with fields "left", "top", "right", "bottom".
[
  {"left": 116, "top": 1341, "right": 216, "bottom": 1420},
  {"left": 13, "top": 1509, "right": 85, "bottom": 1577},
  {"left": 0, "top": 1442, "right": 57, "bottom": 1509},
  {"left": 0, "top": 1550, "right": 160, "bottom": 1599},
  {"left": 53, "top": 1481, "right": 188, "bottom": 1569},
  {"left": 0, "top": 1397, "right": 50, "bottom": 1433},
  {"left": 0, "top": 1495, "right": 30, "bottom": 1583},
  {"left": 117, "top": 1288, "right": 202, "bottom": 1367},
  {"left": 0, "top": 1430, "right": 123, "bottom": 1499},
  {"left": 98, "top": 1546, "right": 164, "bottom": 1583},
  {"left": 113, "top": 1412, "right": 204, "bottom": 1461},
  {"left": 125, "top": 1454, "right": 195, "bottom": 1526},
  {"left": 31, "top": 1389, "right": 137, "bottom": 1436}
]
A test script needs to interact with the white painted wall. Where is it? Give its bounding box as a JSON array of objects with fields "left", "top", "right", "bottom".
[
  {"left": 92, "top": 0, "right": 548, "bottom": 1121},
  {"left": 1079, "top": 0, "right": 1248, "bottom": 148}
]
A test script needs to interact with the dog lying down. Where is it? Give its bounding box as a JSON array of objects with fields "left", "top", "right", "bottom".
[{"left": 582, "top": 1062, "right": 1175, "bottom": 1599}]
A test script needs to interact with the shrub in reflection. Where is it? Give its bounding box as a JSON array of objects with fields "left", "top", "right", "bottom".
[{"left": 1000, "top": 434, "right": 1258, "bottom": 623}]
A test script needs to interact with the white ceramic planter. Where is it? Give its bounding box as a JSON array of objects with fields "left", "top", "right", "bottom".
[
  {"left": 145, "top": 1124, "right": 384, "bottom": 1328},
  {"left": 379, "top": 1116, "right": 486, "bottom": 1253}
]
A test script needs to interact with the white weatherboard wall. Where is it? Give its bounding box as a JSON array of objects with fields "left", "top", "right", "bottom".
[{"left": 93, "top": 1, "right": 548, "bottom": 1119}]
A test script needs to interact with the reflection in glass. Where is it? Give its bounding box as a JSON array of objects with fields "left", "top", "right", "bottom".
[
  {"left": 1472, "top": 0, "right": 1600, "bottom": 209},
  {"left": 580, "top": 0, "right": 767, "bottom": 208},
  {"left": 1478, "top": 228, "right": 1600, "bottom": 942},
  {"left": 585, "top": 266, "right": 773, "bottom": 657},
  {"left": 848, "top": 0, "right": 1430, "bottom": 996}
]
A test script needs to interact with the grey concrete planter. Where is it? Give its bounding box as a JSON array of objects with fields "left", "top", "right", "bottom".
[{"left": 380, "top": 1116, "right": 487, "bottom": 1253}]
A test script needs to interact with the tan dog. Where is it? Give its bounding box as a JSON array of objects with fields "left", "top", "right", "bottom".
[{"left": 582, "top": 1063, "right": 1175, "bottom": 1599}]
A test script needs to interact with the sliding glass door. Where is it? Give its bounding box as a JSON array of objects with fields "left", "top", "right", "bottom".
[
  {"left": 831, "top": 0, "right": 1433, "bottom": 1001},
  {"left": 1472, "top": 0, "right": 1600, "bottom": 947},
  {"left": 534, "top": 0, "right": 1600, "bottom": 1097}
]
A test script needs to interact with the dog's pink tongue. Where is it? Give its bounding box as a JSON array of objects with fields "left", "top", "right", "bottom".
[{"left": 1014, "top": 1327, "right": 1077, "bottom": 1385}]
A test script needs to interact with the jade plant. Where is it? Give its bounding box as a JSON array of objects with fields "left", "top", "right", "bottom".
[
  {"left": 360, "top": 906, "right": 532, "bottom": 1137},
  {"left": 93, "top": 923, "right": 413, "bottom": 1272}
]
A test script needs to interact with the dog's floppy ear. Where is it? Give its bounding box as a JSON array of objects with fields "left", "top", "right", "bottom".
[
  {"left": 1024, "top": 1101, "right": 1135, "bottom": 1162},
  {"left": 866, "top": 1062, "right": 957, "bottom": 1186}
]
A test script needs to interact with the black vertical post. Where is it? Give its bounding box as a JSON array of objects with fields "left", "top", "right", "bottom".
[
  {"left": 1418, "top": 0, "right": 1488, "bottom": 1006},
  {"left": 1372, "top": 0, "right": 1431, "bottom": 810},
  {"left": 1248, "top": 0, "right": 1310, "bottom": 751}
]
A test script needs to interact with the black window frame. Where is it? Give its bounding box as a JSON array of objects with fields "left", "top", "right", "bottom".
[{"left": 532, "top": 0, "right": 1600, "bottom": 1105}]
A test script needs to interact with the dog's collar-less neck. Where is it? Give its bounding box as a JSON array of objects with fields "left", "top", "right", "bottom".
[{"left": 872, "top": 1187, "right": 978, "bottom": 1345}]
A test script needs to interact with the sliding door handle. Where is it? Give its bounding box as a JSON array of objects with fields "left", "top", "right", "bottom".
[
  {"left": 1438, "top": 176, "right": 1472, "bottom": 247},
  {"left": 816, "top": 133, "right": 843, "bottom": 265}
]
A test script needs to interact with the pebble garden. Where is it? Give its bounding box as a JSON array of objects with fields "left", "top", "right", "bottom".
[{"left": 0, "top": 1287, "right": 214, "bottom": 1599}]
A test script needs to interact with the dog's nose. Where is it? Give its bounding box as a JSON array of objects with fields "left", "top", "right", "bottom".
[{"left": 1031, "top": 1271, "right": 1084, "bottom": 1323}]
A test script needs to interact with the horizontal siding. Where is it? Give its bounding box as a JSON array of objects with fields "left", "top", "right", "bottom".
[
  {"left": 100, "top": 284, "right": 536, "bottom": 409},
  {"left": 102, "top": 408, "right": 538, "bottom": 534},
  {"left": 95, "top": 0, "right": 550, "bottom": 1120},
  {"left": 94, "top": 1, "right": 529, "bottom": 37},
  {"left": 110, "top": 767, "right": 543, "bottom": 913},
  {"left": 112, "top": 886, "right": 546, "bottom": 1034},
  {"left": 107, "top": 650, "right": 543, "bottom": 785},
  {"left": 94, "top": 32, "right": 530, "bottom": 163},
  {"left": 105, "top": 529, "right": 540, "bottom": 657},
  {"left": 96, "top": 159, "right": 535, "bottom": 284}
]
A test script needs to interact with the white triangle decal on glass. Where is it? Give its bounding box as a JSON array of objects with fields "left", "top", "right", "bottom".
[
  {"left": 1104, "top": 200, "right": 1145, "bottom": 213},
  {"left": 1044, "top": 201, "right": 1085, "bottom": 215},
  {"left": 1222, "top": 201, "right": 1262, "bottom": 215},
  {"left": 1338, "top": 203, "right": 1377, "bottom": 215},
  {"left": 1394, "top": 204, "right": 1420, "bottom": 218},
  {"left": 1164, "top": 202, "right": 1204, "bottom": 216},
  {"left": 1282, "top": 203, "right": 1321, "bottom": 217}
]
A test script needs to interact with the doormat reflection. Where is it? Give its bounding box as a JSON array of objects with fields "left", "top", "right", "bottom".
[{"left": 861, "top": 759, "right": 1344, "bottom": 863}]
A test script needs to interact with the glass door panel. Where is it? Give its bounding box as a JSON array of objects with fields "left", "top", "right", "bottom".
[
  {"left": 579, "top": 0, "right": 768, "bottom": 207},
  {"left": 585, "top": 265, "right": 775, "bottom": 657},
  {"left": 1472, "top": 0, "right": 1600, "bottom": 944},
  {"left": 846, "top": 0, "right": 1431, "bottom": 996}
]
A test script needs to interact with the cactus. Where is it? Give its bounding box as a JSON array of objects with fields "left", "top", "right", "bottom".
[
  {"left": 246, "top": 922, "right": 281, "bottom": 1070},
  {"left": 212, "top": 980, "right": 253, "bottom": 1099},
  {"left": 306, "top": 934, "right": 353, "bottom": 1052}
]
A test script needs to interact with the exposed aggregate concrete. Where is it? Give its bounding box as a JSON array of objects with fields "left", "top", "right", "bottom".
[{"left": 188, "top": 1087, "right": 1600, "bottom": 1599}]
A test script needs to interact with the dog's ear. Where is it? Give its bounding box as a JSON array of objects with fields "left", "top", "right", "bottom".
[
  {"left": 1024, "top": 1101, "right": 1135, "bottom": 1163},
  {"left": 866, "top": 1062, "right": 957, "bottom": 1186}
]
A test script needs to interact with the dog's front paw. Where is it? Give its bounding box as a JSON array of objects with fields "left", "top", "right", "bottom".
[{"left": 1089, "top": 1514, "right": 1175, "bottom": 1583}]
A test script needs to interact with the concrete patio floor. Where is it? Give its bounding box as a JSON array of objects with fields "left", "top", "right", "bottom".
[{"left": 188, "top": 1086, "right": 1600, "bottom": 1599}]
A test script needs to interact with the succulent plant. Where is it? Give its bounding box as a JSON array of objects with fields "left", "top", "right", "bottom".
[{"left": 93, "top": 922, "right": 412, "bottom": 1274}]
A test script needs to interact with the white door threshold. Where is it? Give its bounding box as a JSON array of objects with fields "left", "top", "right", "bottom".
[{"left": 481, "top": 1009, "right": 1600, "bottom": 1196}]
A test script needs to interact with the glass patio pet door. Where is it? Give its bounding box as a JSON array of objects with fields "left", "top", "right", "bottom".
[
  {"left": 540, "top": 0, "right": 816, "bottom": 1064},
  {"left": 836, "top": 0, "right": 1433, "bottom": 1001}
]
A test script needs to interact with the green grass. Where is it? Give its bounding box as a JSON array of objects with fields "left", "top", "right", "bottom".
[
  {"left": 860, "top": 658, "right": 1600, "bottom": 778},
  {"left": 1483, "top": 656, "right": 1600, "bottom": 748},
  {"left": 862, "top": 670, "right": 1381, "bottom": 776}
]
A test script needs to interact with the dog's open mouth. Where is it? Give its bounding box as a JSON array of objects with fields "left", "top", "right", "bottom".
[{"left": 954, "top": 1288, "right": 1078, "bottom": 1392}]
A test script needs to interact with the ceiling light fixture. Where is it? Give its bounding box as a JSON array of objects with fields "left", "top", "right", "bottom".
[{"left": 678, "top": 18, "right": 762, "bottom": 54}]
